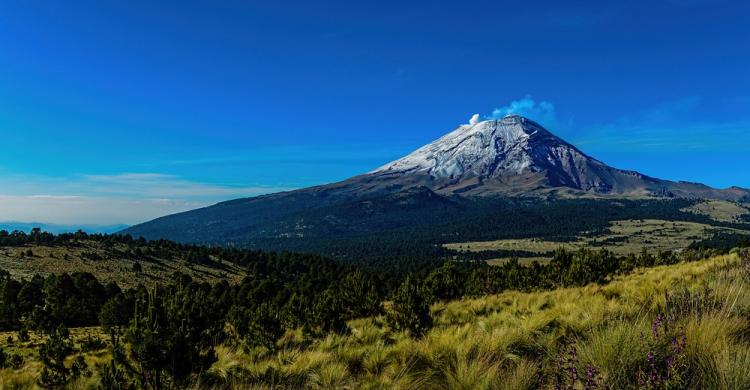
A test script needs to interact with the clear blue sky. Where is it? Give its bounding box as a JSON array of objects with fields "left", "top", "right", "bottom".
[{"left": 1, "top": 1, "right": 749, "bottom": 224}]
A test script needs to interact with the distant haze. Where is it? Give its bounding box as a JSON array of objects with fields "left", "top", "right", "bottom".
[{"left": 0, "top": 221, "right": 129, "bottom": 234}]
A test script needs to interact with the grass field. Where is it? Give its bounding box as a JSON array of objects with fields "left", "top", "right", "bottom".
[
  {"left": 681, "top": 200, "right": 750, "bottom": 223},
  {"left": 0, "top": 241, "right": 246, "bottom": 289},
  {"left": 445, "top": 219, "right": 750, "bottom": 264}
]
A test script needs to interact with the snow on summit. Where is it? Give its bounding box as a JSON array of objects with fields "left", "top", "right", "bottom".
[{"left": 374, "top": 115, "right": 558, "bottom": 179}]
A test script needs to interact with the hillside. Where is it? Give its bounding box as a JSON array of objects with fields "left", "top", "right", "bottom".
[
  {"left": 3, "top": 250, "right": 747, "bottom": 389},
  {"left": 122, "top": 116, "right": 750, "bottom": 258},
  {"left": 0, "top": 239, "right": 245, "bottom": 289}
]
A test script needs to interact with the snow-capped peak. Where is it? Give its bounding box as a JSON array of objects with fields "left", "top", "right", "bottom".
[{"left": 373, "top": 115, "right": 557, "bottom": 179}]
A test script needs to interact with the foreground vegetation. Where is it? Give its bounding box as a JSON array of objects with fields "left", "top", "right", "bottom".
[
  {"left": 3, "top": 250, "right": 747, "bottom": 389},
  {"left": 1, "top": 228, "right": 749, "bottom": 388},
  {"left": 201, "top": 250, "right": 750, "bottom": 389}
]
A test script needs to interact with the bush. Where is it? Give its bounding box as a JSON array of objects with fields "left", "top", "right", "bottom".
[
  {"left": 38, "top": 325, "right": 73, "bottom": 387},
  {"left": 17, "top": 327, "right": 30, "bottom": 342},
  {"left": 10, "top": 354, "right": 23, "bottom": 369},
  {"left": 386, "top": 275, "right": 432, "bottom": 337},
  {"left": 80, "top": 335, "right": 107, "bottom": 352},
  {"left": 230, "top": 303, "right": 284, "bottom": 351}
]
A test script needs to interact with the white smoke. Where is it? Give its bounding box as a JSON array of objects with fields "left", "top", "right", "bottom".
[
  {"left": 468, "top": 113, "right": 480, "bottom": 125},
  {"left": 488, "top": 95, "right": 556, "bottom": 126}
]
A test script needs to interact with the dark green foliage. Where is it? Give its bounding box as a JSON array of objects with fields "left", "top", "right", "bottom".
[
  {"left": 689, "top": 232, "right": 750, "bottom": 251},
  {"left": 0, "top": 347, "right": 23, "bottom": 371},
  {"left": 310, "top": 287, "right": 348, "bottom": 335},
  {"left": 230, "top": 302, "right": 283, "bottom": 351},
  {"left": 71, "top": 354, "right": 89, "bottom": 379},
  {"left": 9, "top": 353, "right": 23, "bottom": 369},
  {"left": 131, "top": 261, "right": 142, "bottom": 273},
  {"left": 125, "top": 283, "right": 220, "bottom": 389},
  {"left": 99, "top": 293, "right": 134, "bottom": 343},
  {"left": 0, "top": 346, "right": 23, "bottom": 370},
  {"left": 99, "top": 359, "right": 128, "bottom": 390},
  {"left": 423, "top": 261, "right": 465, "bottom": 302},
  {"left": 387, "top": 275, "right": 433, "bottom": 337},
  {"left": 548, "top": 248, "right": 618, "bottom": 287},
  {"left": 80, "top": 335, "right": 108, "bottom": 352},
  {"left": 17, "top": 327, "right": 30, "bottom": 342},
  {"left": 38, "top": 325, "right": 73, "bottom": 388},
  {"left": 338, "top": 270, "right": 383, "bottom": 318}
]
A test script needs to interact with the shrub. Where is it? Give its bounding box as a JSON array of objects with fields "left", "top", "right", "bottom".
[
  {"left": 386, "top": 275, "right": 433, "bottom": 337},
  {"left": 10, "top": 353, "right": 24, "bottom": 369},
  {"left": 38, "top": 325, "right": 73, "bottom": 387},
  {"left": 17, "top": 327, "right": 30, "bottom": 342},
  {"left": 80, "top": 335, "right": 107, "bottom": 352}
]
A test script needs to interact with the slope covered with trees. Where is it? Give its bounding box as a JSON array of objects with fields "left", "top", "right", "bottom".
[{"left": 0, "top": 229, "right": 745, "bottom": 388}]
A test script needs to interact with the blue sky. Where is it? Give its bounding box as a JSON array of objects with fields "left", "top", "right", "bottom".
[{"left": 0, "top": 1, "right": 749, "bottom": 224}]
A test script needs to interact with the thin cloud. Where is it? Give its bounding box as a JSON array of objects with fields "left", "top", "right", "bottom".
[
  {"left": 574, "top": 97, "right": 750, "bottom": 152},
  {"left": 82, "top": 173, "right": 287, "bottom": 198},
  {"left": 0, "top": 195, "right": 205, "bottom": 225},
  {"left": 0, "top": 173, "right": 293, "bottom": 225}
]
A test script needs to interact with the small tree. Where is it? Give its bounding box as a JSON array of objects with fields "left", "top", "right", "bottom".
[
  {"left": 311, "top": 287, "right": 348, "bottom": 335},
  {"left": 387, "top": 275, "right": 432, "bottom": 337},
  {"left": 17, "top": 326, "right": 30, "bottom": 342},
  {"left": 99, "top": 294, "right": 132, "bottom": 345},
  {"left": 99, "top": 359, "right": 127, "bottom": 390},
  {"left": 38, "top": 325, "right": 73, "bottom": 388},
  {"left": 126, "top": 286, "right": 218, "bottom": 388},
  {"left": 230, "top": 302, "right": 284, "bottom": 351}
]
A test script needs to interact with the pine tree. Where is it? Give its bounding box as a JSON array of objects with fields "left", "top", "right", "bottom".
[
  {"left": 386, "top": 275, "right": 432, "bottom": 337},
  {"left": 38, "top": 325, "right": 73, "bottom": 388}
]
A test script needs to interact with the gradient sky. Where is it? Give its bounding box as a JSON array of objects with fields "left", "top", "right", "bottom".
[{"left": 1, "top": 1, "right": 749, "bottom": 225}]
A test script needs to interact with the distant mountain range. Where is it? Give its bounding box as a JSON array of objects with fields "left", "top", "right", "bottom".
[
  {"left": 1, "top": 222, "right": 129, "bottom": 234},
  {"left": 122, "top": 116, "right": 749, "bottom": 251}
]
